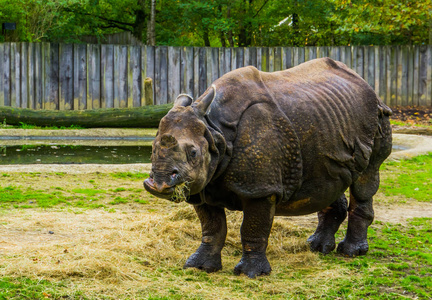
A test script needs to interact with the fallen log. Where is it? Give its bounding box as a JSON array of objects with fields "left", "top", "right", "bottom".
[{"left": 0, "top": 104, "right": 173, "bottom": 128}]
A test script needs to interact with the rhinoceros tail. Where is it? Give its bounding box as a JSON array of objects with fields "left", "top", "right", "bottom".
[{"left": 378, "top": 102, "right": 392, "bottom": 117}]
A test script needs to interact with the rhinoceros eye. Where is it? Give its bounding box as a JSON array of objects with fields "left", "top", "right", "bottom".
[{"left": 190, "top": 150, "right": 197, "bottom": 158}]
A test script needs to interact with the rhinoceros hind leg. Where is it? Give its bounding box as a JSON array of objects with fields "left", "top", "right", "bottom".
[
  {"left": 336, "top": 183, "right": 375, "bottom": 257},
  {"left": 308, "top": 194, "right": 348, "bottom": 254},
  {"left": 234, "top": 196, "right": 275, "bottom": 278},
  {"left": 184, "top": 203, "right": 227, "bottom": 273}
]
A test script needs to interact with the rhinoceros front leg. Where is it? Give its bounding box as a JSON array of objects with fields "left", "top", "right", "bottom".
[
  {"left": 307, "top": 194, "right": 348, "bottom": 254},
  {"left": 184, "top": 202, "right": 227, "bottom": 273},
  {"left": 234, "top": 196, "right": 276, "bottom": 278}
]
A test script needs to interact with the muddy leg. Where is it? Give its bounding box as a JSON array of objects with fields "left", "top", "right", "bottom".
[
  {"left": 184, "top": 202, "right": 227, "bottom": 272},
  {"left": 307, "top": 194, "right": 348, "bottom": 254},
  {"left": 234, "top": 196, "right": 276, "bottom": 278}
]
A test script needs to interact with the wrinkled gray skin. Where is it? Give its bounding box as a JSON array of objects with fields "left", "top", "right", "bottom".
[{"left": 144, "top": 58, "right": 392, "bottom": 278}]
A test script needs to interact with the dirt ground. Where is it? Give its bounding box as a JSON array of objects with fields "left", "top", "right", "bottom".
[{"left": 390, "top": 106, "right": 432, "bottom": 126}]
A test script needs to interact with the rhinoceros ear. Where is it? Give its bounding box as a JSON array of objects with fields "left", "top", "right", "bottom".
[
  {"left": 192, "top": 85, "right": 216, "bottom": 117},
  {"left": 174, "top": 94, "right": 193, "bottom": 107}
]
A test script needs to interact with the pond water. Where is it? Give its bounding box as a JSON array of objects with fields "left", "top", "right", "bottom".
[
  {"left": 0, "top": 142, "right": 407, "bottom": 165},
  {"left": 0, "top": 145, "right": 152, "bottom": 165}
]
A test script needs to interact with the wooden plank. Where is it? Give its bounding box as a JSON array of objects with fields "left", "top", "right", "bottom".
[
  {"left": 21, "top": 43, "right": 28, "bottom": 109},
  {"left": 396, "top": 46, "right": 403, "bottom": 106},
  {"left": 0, "top": 43, "right": 4, "bottom": 107},
  {"left": 418, "top": 46, "right": 429, "bottom": 106},
  {"left": 293, "top": 47, "right": 299, "bottom": 66},
  {"left": 236, "top": 47, "right": 244, "bottom": 69},
  {"left": 42, "top": 43, "right": 50, "bottom": 109},
  {"left": 329, "top": 47, "right": 340, "bottom": 61},
  {"left": 114, "top": 45, "right": 128, "bottom": 108},
  {"left": 181, "top": 47, "right": 194, "bottom": 97},
  {"left": 28, "top": 43, "right": 35, "bottom": 109},
  {"left": 193, "top": 47, "right": 199, "bottom": 98},
  {"left": 244, "top": 47, "right": 250, "bottom": 67},
  {"left": 274, "top": 47, "right": 282, "bottom": 71},
  {"left": 128, "top": 45, "right": 142, "bottom": 107},
  {"left": 340, "top": 46, "right": 352, "bottom": 69},
  {"left": 402, "top": 46, "right": 410, "bottom": 106},
  {"left": 59, "top": 44, "right": 73, "bottom": 110},
  {"left": 140, "top": 45, "right": 147, "bottom": 106},
  {"left": 101, "top": 45, "right": 114, "bottom": 108},
  {"left": 298, "top": 47, "right": 305, "bottom": 65},
  {"left": 231, "top": 47, "right": 237, "bottom": 71},
  {"left": 3, "top": 43, "right": 10, "bottom": 107},
  {"left": 249, "top": 47, "right": 257, "bottom": 68},
  {"left": 198, "top": 47, "right": 207, "bottom": 95},
  {"left": 283, "top": 47, "right": 293, "bottom": 69},
  {"left": 261, "top": 47, "right": 269, "bottom": 71},
  {"left": 225, "top": 48, "right": 232, "bottom": 74},
  {"left": 10, "top": 43, "right": 18, "bottom": 108},
  {"left": 378, "top": 46, "right": 386, "bottom": 102},
  {"left": 211, "top": 47, "right": 219, "bottom": 83},
  {"left": 385, "top": 46, "right": 392, "bottom": 106},
  {"left": 256, "top": 47, "right": 262, "bottom": 70},
  {"left": 168, "top": 46, "right": 181, "bottom": 103},
  {"left": 90, "top": 44, "right": 101, "bottom": 109},
  {"left": 367, "top": 46, "right": 375, "bottom": 90},
  {"left": 310, "top": 47, "right": 318, "bottom": 61},
  {"left": 35, "top": 43, "right": 43, "bottom": 110},
  {"left": 146, "top": 46, "right": 155, "bottom": 102},
  {"left": 413, "top": 46, "right": 419, "bottom": 106},
  {"left": 218, "top": 48, "right": 225, "bottom": 77},
  {"left": 132, "top": 46, "right": 142, "bottom": 107},
  {"left": 268, "top": 47, "right": 274, "bottom": 72},
  {"left": 427, "top": 46, "right": 432, "bottom": 106},
  {"left": 160, "top": 46, "right": 168, "bottom": 104},
  {"left": 390, "top": 46, "right": 398, "bottom": 106},
  {"left": 206, "top": 48, "right": 212, "bottom": 88},
  {"left": 74, "top": 44, "right": 87, "bottom": 110},
  {"left": 355, "top": 46, "right": 364, "bottom": 79}
]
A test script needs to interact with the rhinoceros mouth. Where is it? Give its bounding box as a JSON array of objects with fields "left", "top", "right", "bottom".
[{"left": 143, "top": 178, "right": 175, "bottom": 200}]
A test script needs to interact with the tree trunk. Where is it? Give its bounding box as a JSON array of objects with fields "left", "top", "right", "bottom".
[
  {"left": 203, "top": 27, "right": 211, "bottom": 47},
  {"left": 133, "top": 0, "right": 147, "bottom": 41},
  {"left": 147, "top": 0, "right": 156, "bottom": 45},
  {"left": 0, "top": 104, "right": 172, "bottom": 128},
  {"left": 227, "top": 3, "right": 235, "bottom": 47}
]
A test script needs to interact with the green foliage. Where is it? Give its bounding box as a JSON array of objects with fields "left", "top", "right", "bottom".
[
  {"left": 1, "top": 0, "right": 430, "bottom": 45},
  {"left": 380, "top": 154, "right": 432, "bottom": 202}
]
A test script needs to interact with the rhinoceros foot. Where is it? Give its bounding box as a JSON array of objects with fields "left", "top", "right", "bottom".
[
  {"left": 183, "top": 244, "right": 222, "bottom": 273},
  {"left": 234, "top": 252, "right": 271, "bottom": 278},
  {"left": 337, "top": 238, "right": 369, "bottom": 257},
  {"left": 307, "top": 232, "right": 336, "bottom": 255}
]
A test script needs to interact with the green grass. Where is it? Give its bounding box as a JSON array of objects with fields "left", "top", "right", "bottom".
[
  {"left": 0, "top": 277, "right": 86, "bottom": 300},
  {"left": 323, "top": 218, "right": 432, "bottom": 299},
  {"left": 380, "top": 154, "right": 432, "bottom": 202},
  {"left": 110, "top": 172, "right": 149, "bottom": 180}
]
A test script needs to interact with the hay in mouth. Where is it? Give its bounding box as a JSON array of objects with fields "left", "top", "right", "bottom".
[{"left": 171, "top": 182, "right": 190, "bottom": 203}]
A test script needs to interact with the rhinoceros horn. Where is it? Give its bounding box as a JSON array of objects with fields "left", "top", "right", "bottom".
[
  {"left": 160, "top": 134, "right": 178, "bottom": 148},
  {"left": 174, "top": 94, "right": 193, "bottom": 107},
  {"left": 192, "top": 85, "right": 216, "bottom": 117}
]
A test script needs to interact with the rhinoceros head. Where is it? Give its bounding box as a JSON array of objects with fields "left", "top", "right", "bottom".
[{"left": 143, "top": 86, "right": 223, "bottom": 201}]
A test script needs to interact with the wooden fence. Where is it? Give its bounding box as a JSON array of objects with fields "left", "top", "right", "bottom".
[{"left": 0, "top": 43, "right": 432, "bottom": 110}]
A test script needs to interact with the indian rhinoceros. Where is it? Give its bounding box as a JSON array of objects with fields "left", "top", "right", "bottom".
[{"left": 143, "top": 57, "right": 392, "bottom": 278}]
